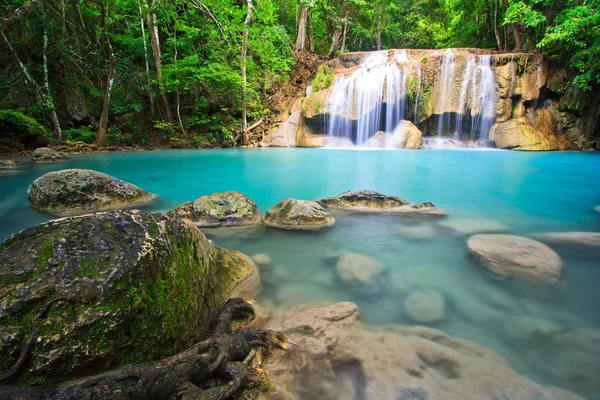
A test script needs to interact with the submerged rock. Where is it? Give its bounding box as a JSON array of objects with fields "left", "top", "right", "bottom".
[
  {"left": 265, "top": 198, "right": 335, "bottom": 230},
  {"left": 0, "top": 210, "right": 255, "bottom": 385},
  {"left": 321, "top": 190, "right": 446, "bottom": 216},
  {"left": 404, "top": 289, "right": 446, "bottom": 323},
  {"left": 167, "top": 191, "right": 263, "bottom": 227},
  {"left": 335, "top": 252, "right": 384, "bottom": 286},
  {"left": 27, "top": 169, "right": 155, "bottom": 216},
  {"left": 252, "top": 253, "right": 273, "bottom": 267},
  {"left": 467, "top": 234, "right": 563, "bottom": 284},
  {"left": 31, "top": 147, "right": 71, "bottom": 163},
  {"left": 0, "top": 160, "right": 21, "bottom": 168},
  {"left": 535, "top": 232, "right": 600, "bottom": 250},
  {"left": 491, "top": 118, "right": 576, "bottom": 151},
  {"left": 438, "top": 217, "right": 509, "bottom": 235},
  {"left": 263, "top": 301, "right": 582, "bottom": 400},
  {"left": 594, "top": 206, "right": 600, "bottom": 214}
]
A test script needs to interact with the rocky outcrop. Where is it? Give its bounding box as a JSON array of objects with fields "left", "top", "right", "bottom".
[
  {"left": 265, "top": 198, "right": 335, "bottom": 230},
  {"left": 365, "top": 121, "right": 422, "bottom": 149},
  {"left": 490, "top": 117, "right": 577, "bottom": 151},
  {"left": 467, "top": 234, "right": 563, "bottom": 284},
  {"left": 31, "top": 147, "right": 71, "bottom": 163},
  {"left": 0, "top": 210, "right": 256, "bottom": 385},
  {"left": 27, "top": 169, "right": 155, "bottom": 216},
  {"left": 404, "top": 289, "right": 446, "bottom": 323},
  {"left": 167, "top": 192, "right": 263, "bottom": 227},
  {"left": 535, "top": 232, "right": 600, "bottom": 250},
  {"left": 0, "top": 160, "right": 21, "bottom": 168},
  {"left": 321, "top": 190, "right": 447, "bottom": 215},
  {"left": 262, "top": 301, "right": 582, "bottom": 400},
  {"left": 262, "top": 111, "right": 301, "bottom": 147}
]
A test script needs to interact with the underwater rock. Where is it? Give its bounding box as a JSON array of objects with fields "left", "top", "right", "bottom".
[
  {"left": 535, "top": 232, "right": 600, "bottom": 250},
  {"left": 502, "top": 316, "right": 560, "bottom": 341},
  {"left": 335, "top": 252, "right": 384, "bottom": 286},
  {"left": 438, "top": 217, "right": 509, "bottom": 235},
  {"left": 321, "top": 190, "right": 446, "bottom": 216},
  {"left": 467, "top": 234, "right": 563, "bottom": 284},
  {"left": 167, "top": 191, "right": 263, "bottom": 227},
  {"left": 397, "top": 224, "right": 437, "bottom": 239},
  {"left": 252, "top": 253, "right": 273, "bottom": 267},
  {"left": 0, "top": 160, "right": 21, "bottom": 168},
  {"left": 490, "top": 118, "right": 576, "bottom": 151},
  {"left": 404, "top": 289, "right": 446, "bottom": 323},
  {"left": 263, "top": 301, "right": 582, "bottom": 400},
  {"left": 594, "top": 206, "right": 600, "bottom": 214},
  {"left": 0, "top": 210, "right": 255, "bottom": 385},
  {"left": 27, "top": 169, "right": 155, "bottom": 216},
  {"left": 31, "top": 147, "right": 71, "bottom": 163},
  {"left": 265, "top": 198, "right": 335, "bottom": 230}
]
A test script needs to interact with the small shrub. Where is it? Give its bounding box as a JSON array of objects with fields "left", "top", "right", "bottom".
[
  {"left": 312, "top": 65, "right": 334, "bottom": 92},
  {"left": 64, "top": 126, "right": 96, "bottom": 143}
]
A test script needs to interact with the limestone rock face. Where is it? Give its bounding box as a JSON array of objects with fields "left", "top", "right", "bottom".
[
  {"left": 491, "top": 118, "right": 576, "bottom": 151},
  {"left": 335, "top": 253, "right": 384, "bottom": 286},
  {"left": 0, "top": 210, "right": 255, "bottom": 385},
  {"left": 321, "top": 190, "right": 446, "bottom": 216},
  {"left": 31, "top": 147, "right": 71, "bottom": 163},
  {"left": 263, "top": 301, "right": 582, "bottom": 400},
  {"left": 265, "top": 198, "right": 335, "bottom": 230},
  {"left": 404, "top": 289, "right": 446, "bottom": 323},
  {"left": 167, "top": 192, "right": 262, "bottom": 228},
  {"left": 27, "top": 169, "right": 155, "bottom": 216},
  {"left": 467, "top": 234, "right": 563, "bottom": 284},
  {"left": 263, "top": 111, "right": 301, "bottom": 147}
]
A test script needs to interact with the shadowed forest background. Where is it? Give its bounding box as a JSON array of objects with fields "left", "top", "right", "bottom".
[{"left": 0, "top": 0, "right": 597, "bottom": 152}]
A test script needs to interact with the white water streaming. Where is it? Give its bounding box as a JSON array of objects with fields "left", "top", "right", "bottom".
[{"left": 436, "top": 49, "right": 456, "bottom": 138}]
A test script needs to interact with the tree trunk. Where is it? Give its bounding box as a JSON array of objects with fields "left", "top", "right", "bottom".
[
  {"left": 172, "top": 20, "right": 186, "bottom": 140},
  {"left": 138, "top": 0, "right": 155, "bottom": 117},
  {"left": 241, "top": 0, "right": 254, "bottom": 146},
  {"left": 146, "top": 1, "right": 173, "bottom": 122},
  {"left": 502, "top": 0, "right": 522, "bottom": 51},
  {"left": 327, "top": 29, "right": 342, "bottom": 59},
  {"left": 309, "top": 9, "right": 314, "bottom": 52},
  {"left": 340, "top": 20, "right": 348, "bottom": 54},
  {"left": 295, "top": 4, "right": 308, "bottom": 52},
  {"left": 96, "top": 0, "right": 116, "bottom": 147},
  {"left": 0, "top": 0, "right": 44, "bottom": 32},
  {"left": 42, "top": 0, "right": 62, "bottom": 142},
  {"left": 494, "top": 0, "right": 504, "bottom": 50}
]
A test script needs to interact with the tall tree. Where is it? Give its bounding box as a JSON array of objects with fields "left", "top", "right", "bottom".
[
  {"left": 96, "top": 0, "right": 117, "bottom": 146},
  {"left": 146, "top": 0, "right": 173, "bottom": 122},
  {"left": 241, "top": 0, "right": 254, "bottom": 146}
]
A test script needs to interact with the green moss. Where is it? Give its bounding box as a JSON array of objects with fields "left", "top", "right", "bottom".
[
  {"left": 420, "top": 55, "right": 429, "bottom": 63},
  {"left": 103, "top": 220, "right": 119, "bottom": 234},
  {"left": 406, "top": 76, "right": 419, "bottom": 100},
  {"left": 77, "top": 259, "right": 101, "bottom": 278},
  {"left": 37, "top": 239, "right": 54, "bottom": 273},
  {"left": 312, "top": 65, "right": 334, "bottom": 92},
  {"left": 314, "top": 99, "right": 322, "bottom": 114},
  {"left": 0, "top": 110, "right": 48, "bottom": 138}
]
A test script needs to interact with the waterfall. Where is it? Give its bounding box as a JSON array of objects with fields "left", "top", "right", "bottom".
[
  {"left": 436, "top": 49, "right": 456, "bottom": 138},
  {"left": 471, "top": 55, "right": 496, "bottom": 141},
  {"left": 327, "top": 51, "right": 409, "bottom": 145},
  {"left": 454, "top": 56, "right": 475, "bottom": 136}
]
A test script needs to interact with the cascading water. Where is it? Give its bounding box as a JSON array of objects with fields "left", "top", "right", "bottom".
[
  {"left": 436, "top": 49, "right": 456, "bottom": 138},
  {"left": 327, "top": 51, "right": 410, "bottom": 145}
]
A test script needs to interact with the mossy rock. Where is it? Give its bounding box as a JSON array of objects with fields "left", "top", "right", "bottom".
[
  {"left": 167, "top": 192, "right": 263, "bottom": 227},
  {"left": 28, "top": 169, "right": 156, "bottom": 216},
  {"left": 0, "top": 160, "right": 21, "bottom": 169},
  {"left": 321, "top": 190, "right": 446, "bottom": 216},
  {"left": 265, "top": 198, "right": 335, "bottom": 230},
  {"left": 31, "top": 147, "right": 71, "bottom": 164},
  {"left": 0, "top": 111, "right": 50, "bottom": 156},
  {"left": 0, "top": 210, "right": 255, "bottom": 385}
]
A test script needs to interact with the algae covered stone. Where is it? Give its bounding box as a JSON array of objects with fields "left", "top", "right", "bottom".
[
  {"left": 31, "top": 147, "right": 71, "bottom": 163},
  {"left": 167, "top": 191, "right": 262, "bottom": 227},
  {"left": 321, "top": 190, "right": 446, "bottom": 216},
  {"left": 0, "top": 210, "right": 255, "bottom": 385},
  {"left": 28, "top": 169, "right": 155, "bottom": 216},
  {"left": 467, "top": 234, "right": 563, "bottom": 284},
  {"left": 0, "top": 160, "right": 21, "bottom": 168},
  {"left": 265, "top": 198, "right": 334, "bottom": 230}
]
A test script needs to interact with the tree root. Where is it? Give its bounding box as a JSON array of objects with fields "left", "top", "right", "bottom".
[{"left": 0, "top": 298, "right": 288, "bottom": 400}]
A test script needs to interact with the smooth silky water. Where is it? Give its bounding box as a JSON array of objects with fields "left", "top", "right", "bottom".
[{"left": 1, "top": 148, "right": 599, "bottom": 398}]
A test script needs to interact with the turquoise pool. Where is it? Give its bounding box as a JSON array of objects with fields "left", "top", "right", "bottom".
[{"left": 1, "top": 148, "right": 599, "bottom": 397}]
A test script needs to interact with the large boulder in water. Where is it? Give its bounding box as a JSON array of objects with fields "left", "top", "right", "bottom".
[
  {"left": 490, "top": 118, "right": 576, "bottom": 151},
  {"left": 167, "top": 192, "right": 263, "bottom": 227},
  {"left": 31, "top": 147, "right": 71, "bottom": 163},
  {"left": 321, "top": 190, "right": 446, "bottom": 216},
  {"left": 535, "top": 232, "right": 600, "bottom": 251},
  {"left": 265, "top": 198, "right": 335, "bottom": 230},
  {"left": 467, "top": 234, "right": 563, "bottom": 284},
  {"left": 335, "top": 252, "right": 384, "bottom": 286},
  {"left": 0, "top": 160, "right": 21, "bottom": 168},
  {"left": 388, "top": 120, "right": 422, "bottom": 149},
  {"left": 0, "top": 210, "right": 256, "bottom": 385},
  {"left": 404, "top": 289, "right": 446, "bottom": 323},
  {"left": 28, "top": 169, "right": 155, "bottom": 216}
]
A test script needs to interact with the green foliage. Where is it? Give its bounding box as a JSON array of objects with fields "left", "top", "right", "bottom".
[
  {"left": 0, "top": 110, "right": 48, "bottom": 137},
  {"left": 64, "top": 126, "right": 96, "bottom": 143},
  {"left": 314, "top": 99, "right": 322, "bottom": 113},
  {"left": 312, "top": 65, "right": 334, "bottom": 92}
]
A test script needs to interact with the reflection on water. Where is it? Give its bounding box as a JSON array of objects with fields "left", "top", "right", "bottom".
[{"left": 0, "top": 148, "right": 599, "bottom": 398}]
